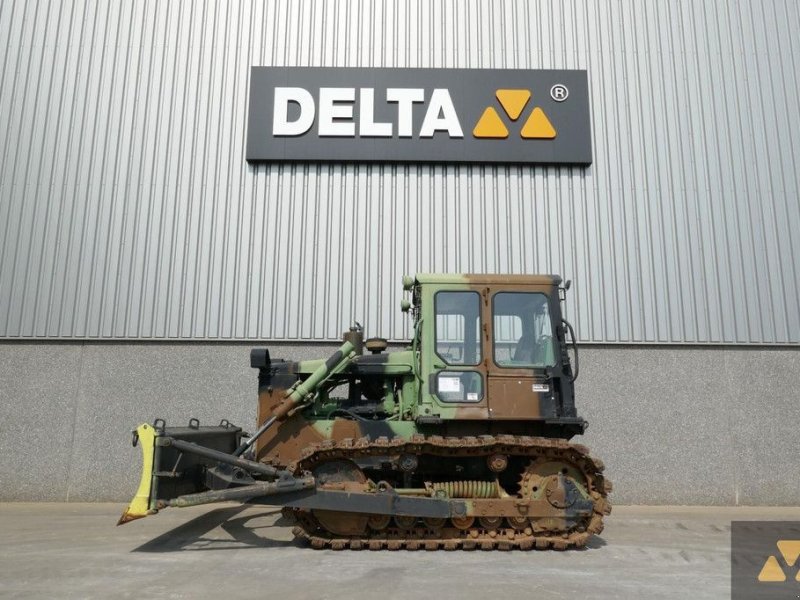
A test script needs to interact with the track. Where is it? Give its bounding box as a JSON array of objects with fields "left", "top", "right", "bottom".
[{"left": 287, "top": 434, "right": 612, "bottom": 550}]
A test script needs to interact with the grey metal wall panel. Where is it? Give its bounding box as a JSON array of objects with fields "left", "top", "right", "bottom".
[{"left": 0, "top": 0, "right": 798, "bottom": 343}]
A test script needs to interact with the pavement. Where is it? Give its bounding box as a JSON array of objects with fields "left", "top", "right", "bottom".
[{"left": 1, "top": 503, "right": 800, "bottom": 599}]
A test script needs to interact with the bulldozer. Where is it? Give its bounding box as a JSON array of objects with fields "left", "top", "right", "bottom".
[{"left": 119, "top": 274, "right": 611, "bottom": 550}]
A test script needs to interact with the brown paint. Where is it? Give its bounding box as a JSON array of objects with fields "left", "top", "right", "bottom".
[
  {"left": 453, "top": 406, "right": 490, "bottom": 419},
  {"left": 486, "top": 377, "right": 542, "bottom": 419},
  {"left": 330, "top": 418, "right": 364, "bottom": 440},
  {"left": 484, "top": 281, "right": 556, "bottom": 420},
  {"left": 256, "top": 388, "right": 374, "bottom": 466},
  {"left": 255, "top": 389, "right": 324, "bottom": 465}
]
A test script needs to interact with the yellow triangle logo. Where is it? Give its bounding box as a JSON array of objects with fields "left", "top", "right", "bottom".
[
  {"left": 777, "top": 540, "right": 800, "bottom": 567},
  {"left": 757, "top": 555, "right": 786, "bottom": 582},
  {"left": 496, "top": 89, "right": 530, "bottom": 120},
  {"left": 473, "top": 107, "right": 509, "bottom": 138},
  {"left": 521, "top": 107, "right": 557, "bottom": 139}
]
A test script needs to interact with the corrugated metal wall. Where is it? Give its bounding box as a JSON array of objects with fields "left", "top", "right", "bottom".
[{"left": 1, "top": 0, "right": 798, "bottom": 343}]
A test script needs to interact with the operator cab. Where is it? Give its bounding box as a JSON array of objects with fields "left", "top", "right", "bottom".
[{"left": 406, "top": 274, "right": 583, "bottom": 436}]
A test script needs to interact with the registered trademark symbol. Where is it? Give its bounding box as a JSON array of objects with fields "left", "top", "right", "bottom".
[{"left": 550, "top": 84, "right": 569, "bottom": 102}]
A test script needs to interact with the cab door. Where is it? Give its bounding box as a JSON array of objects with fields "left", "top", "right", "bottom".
[
  {"left": 485, "top": 290, "right": 557, "bottom": 420},
  {"left": 423, "top": 288, "right": 489, "bottom": 419}
]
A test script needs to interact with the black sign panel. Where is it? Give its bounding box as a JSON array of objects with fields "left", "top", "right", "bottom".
[
  {"left": 246, "top": 67, "right": 592, "bottom": 165},
  {"left": 731, "top": 521, "right": 800, "bottom": 600}
]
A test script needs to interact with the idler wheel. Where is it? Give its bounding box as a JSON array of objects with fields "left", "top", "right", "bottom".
[
  {"left": 314, "top": 511, "right": 369, "bottom": 537},
  {"left": 312, "top": 460, "right": 369, "bottom": 536}
]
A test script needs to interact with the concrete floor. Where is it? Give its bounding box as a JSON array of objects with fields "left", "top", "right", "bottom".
[{"left": 1, "top": 504, "right": 799, "bottom": 599}]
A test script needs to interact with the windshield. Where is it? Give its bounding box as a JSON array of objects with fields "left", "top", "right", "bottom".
[{"left": 492, "top": 292, "right": 555, "bottom": 368}]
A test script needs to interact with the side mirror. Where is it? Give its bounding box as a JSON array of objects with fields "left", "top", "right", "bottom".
[{"left": 564, "top": 279, "right": 571, "bottom": 291}]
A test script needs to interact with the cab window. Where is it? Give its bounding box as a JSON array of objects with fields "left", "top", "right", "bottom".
[
  {"left": 493, "top": 292, "right": 555, "bottom": 367},
  {"left": 435, "top": 371, "right": 483, "bottom": 403},
  {"left": 434, "top": 291, "right": 481, "bottom": 366}
]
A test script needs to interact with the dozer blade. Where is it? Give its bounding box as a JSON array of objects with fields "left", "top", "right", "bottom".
[
  {"left": 118, "top": 423, "right": 157, "bottom": 525},
  {"left": 117, "top": 420, "right": 245, "bottom": 525}
]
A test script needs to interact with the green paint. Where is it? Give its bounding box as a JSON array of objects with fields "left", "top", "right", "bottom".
[{"left": 272, "top": 273, "right": 580, "bottom": 443}]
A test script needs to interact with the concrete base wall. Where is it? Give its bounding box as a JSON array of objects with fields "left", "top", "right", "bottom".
[{"left": 0, "top": 342, "right": 797, "bottom": 505}]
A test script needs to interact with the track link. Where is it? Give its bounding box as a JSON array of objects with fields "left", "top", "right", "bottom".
[{"left": 288, "top": 434, "right": 612, "bottom": 550}]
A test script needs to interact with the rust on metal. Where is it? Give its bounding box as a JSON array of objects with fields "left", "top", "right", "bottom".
[{"left": 286, "top": 434, "right": 610, "bottom": 550}]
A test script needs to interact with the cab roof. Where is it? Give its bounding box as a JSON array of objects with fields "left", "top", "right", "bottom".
[{"left": 413, "top": 273, "right": 562, "bottom": 286}]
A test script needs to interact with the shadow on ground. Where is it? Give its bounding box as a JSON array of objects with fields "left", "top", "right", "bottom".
[
  {"left": 584, "top": 535, "right": 607, "bottom": 549},
  {"left": 133, "top": 506, "right": 299, "bottom": 552},
  {"left": 132, "top": 505, "right": 608, "bottom": 553}
]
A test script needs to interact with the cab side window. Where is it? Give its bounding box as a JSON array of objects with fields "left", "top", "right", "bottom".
[
  {"left": 435, "top": 291, "right": 481, "bottom": 366},
  {"left": 492, "top": 292, "right": 555, "bottom": 368}
]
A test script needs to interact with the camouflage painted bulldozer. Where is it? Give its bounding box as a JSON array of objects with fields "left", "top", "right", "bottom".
[{"left": 119, "top": 274, "right": 611, "bottom": 550}]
